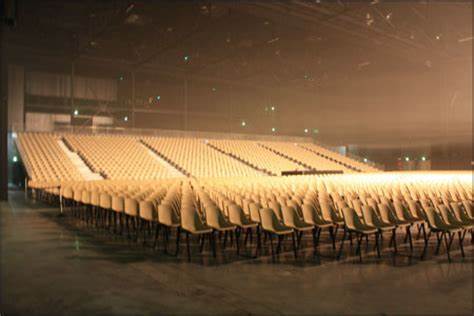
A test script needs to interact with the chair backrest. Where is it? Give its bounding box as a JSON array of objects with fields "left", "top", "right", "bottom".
[
  {"left": 362, "top": 205, "right": 378, "bottom": 227},
  {"left": 249, "top": 202, "right": 263, "bottom": 223},
  {"left": 282, "top": 205, "right": 306, "bottom": 228},
  {"left": 342, "top": 207, "right": 365, "bottom": 231},
  {"left": 159, "top": 203, "right": 180, "bottom": 226},
  {"left": 228, "top": 204, "right": 246, "bottom": 226},
  {"left": 437, "top": 204, "right": 459, "bottom": 226},
  {"left": 269, "top": 201, "right": 283, "bottom": 221},
  {"left": 378, "top": 203, "right": 395, "bottom": 224},
  {"left": 260, "top": 208, "right": 281, "bottom": 233},
  {"left": 302, "top": 203, "right": 318, "bottom": 225},
  {"left": 205, "top": 205, "right": 229, "bottom": 229},
  {"left": 320, "top": 200, "right": 335, "bottom": 222},
  {"left": 423, "top": 207, "right": 445, "bottom": 230},
  {"left": 181, "top": 205, "right": 205, "bottom": 232},
  {"left": 462, "top": 200, "right": 473, "bottom": 218},
  {"left": 351, "top": 199, "right": 363, "bottom": 216}
]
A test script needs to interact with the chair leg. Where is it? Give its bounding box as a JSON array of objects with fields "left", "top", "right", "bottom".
[
  {"left": 435, "top": 232, "right": 443, "bottom": 255},
  {"left": 269, "top": 233, "right": 275, "bottom": 259},
  {"left": 356, "top": 234, "right": 363, "bottom": 262},
  {"left": 337, "top": 228, "right": 347, "bottom": 260},
  {"left": 444, "top": 232, "right": 453, "bottom": 262},
  {"left": 185, "top": 231, "right": 191, "bottom": 262},
  {"left": 254, "top": 226, "right": 261, "bottom": 258},
  {"left": 235, "top": 228, "right": 240, "bottom": 255},
  {"left": 276, "top": 234, "right": 282, "bottom": 254},
  {"left": 391, "top": 228, "right": 398, "bottom": 255},
  {"left": 175, "top": 227, "right": 181, "bottom": 256},
  {"left": 223, "top": 231, "right": 228, "bottom": 249},
  {"left": 291, "top": 232, "right": 298, "bottom": 259},
  {"left": 199, "top": 234, "right": 206, "bottom": 253},
  {"left": 329, "top": 226, "right": 336, "bottom": 250},
  {"left": 458, "top": 230, "right": 465, "bottom": 258},
  {"left": 153, "top": 224, "right": 160, "bottom": 249},
  {"left": 375, "top": 232, "right": 381, "bottom": 258},
  {"left": 407, "top": 226, "right": 413, "bottom": 252},
  {"left": 211, "top": 231, "right": 217, "bottom": 258}
]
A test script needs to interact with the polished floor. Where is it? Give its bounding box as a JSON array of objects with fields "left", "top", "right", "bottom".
[{"left": 1, "top": 191, "right": 473, "bottom": 315}]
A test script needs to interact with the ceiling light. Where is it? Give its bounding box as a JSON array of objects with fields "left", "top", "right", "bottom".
[
  {"left": 405, "top": 157, "right": 410, "bottom": 162},
  {"left": 304, "top": 128, "right": 309, "bottom": 133},
  {"left": 271, "top": 106, "right": 275, "bottom": 111},
  {"left": 124, "top": 116, "right": 128, "bottom": 122},
  {"left": 73, "top": 109, "right": 79, "bottom": 116},
  {"left": 241, "top": 121, "right": 246, "bottom": 127},
  {"left": 421, "top": 156, "right": 426, "bottom": 161},
  {"left": 271, "top": 127, "right": 276, "bottom": 132}
]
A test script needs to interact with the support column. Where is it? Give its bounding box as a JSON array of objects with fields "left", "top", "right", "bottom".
[
  {"left": 184, "top": 77, "right": 188, "bottom": 131},
  {"left": 0, "top": 21, "right": 8, "bottom": 201},
  {"left": 70, "top": 61, "right": 75, "bottom": 114},
  {"left": 131, "top": 71, "right": 135, "bottom": 128}
]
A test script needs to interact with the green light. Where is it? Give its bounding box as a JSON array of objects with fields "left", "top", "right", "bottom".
[
  {"left": 184, "top": 55, "right": 190, "bottom": 62},
  {"left": 119, "top": 75, "right": 124, "bottom": 81},
  {"left": 421, "top": 156, "right": 426, "bottom": 161},
  {"left": 12, "top": 156, "right": 18, "bottom": 163},
  {"left": 156, "top": 95, "right": 161, "bottom": 101},
  {"left": 313, "top": 129, "right": 319, "bottom": 134}
]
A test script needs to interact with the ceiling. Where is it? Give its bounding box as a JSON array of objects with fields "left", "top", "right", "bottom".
[{"left": 4, "top": 0, "right": 473, "bottom": 147}]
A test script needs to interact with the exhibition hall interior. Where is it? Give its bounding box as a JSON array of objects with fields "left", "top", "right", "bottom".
[{"left": 0, "top": 1, "right": 472, "bottom": 315}]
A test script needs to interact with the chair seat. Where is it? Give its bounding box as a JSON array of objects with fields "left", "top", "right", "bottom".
[
  {"left": 185, "top": 226, "right": 213, "bottom": 234},
  {"left": 293, "top": 223, "right": 314, "bottom": 232},
  {"left": 211, "top": 223, "right": 236, "bottom": 231},
  {"left": 273, "top": 228, "right": 294, "bottom": 235},
  {"left": 240, "top": 223, "right": 258, "bottom": 229}
]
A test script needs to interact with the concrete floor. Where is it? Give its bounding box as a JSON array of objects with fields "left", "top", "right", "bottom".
[{"left": 1, "top": 191, "right": 473, "bottom": 315}]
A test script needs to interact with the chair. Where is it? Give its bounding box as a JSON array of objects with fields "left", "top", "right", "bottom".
[
  {"left": 302, "top": 203, "right": 336, "bottom": 252},
  {"left": 282, "top": 205, "right": 314, "bottom": 254},
  {"left": 157, "top": 202, "right": 181, "bottom": 254},
  {"left": 181, "top": 206, "right": 215, "bottom": 261},
  {"left": 228, "top": 204, "right": 258, "bottom": 254},
  {"left": 259, "top": 208, "right": 297, "bottom": 259},
  {"left": 378, "top": 203, "right": 412, "bottom": 252},
  {"left": 205, "top": 205, "right": 236, "bottom": 251},
  {"left": 337, "top": 207, "right": 380, "bottom": 262},
  {"left": 362, "top": 205, "right": 396, "bottom": 254},
  {"left": 422, "top": 207, "right": 466, "bottom": 261}
]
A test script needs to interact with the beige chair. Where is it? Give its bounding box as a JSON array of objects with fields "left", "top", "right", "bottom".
[
  {"left": 157, "top": 203, "right": 181, "bottom": 254},
  {"left": 282, "top": 205, "right": 314, "bottom": 255},
  {"left": 337, "top": 207, "right": 380, "bottom": 262},
  {"left": 228, "top": 204, "right": 258, "bottom": 254},
  {"left": 422, "top": 207, "right": 466, "bottom": 261},
  {"left": 181, "top": 206, "right": 215, "bottom": 261},
  {"left": 259, "top": 208, "right": 297, "bottom": 259},
  {"left": 205, "top": 205, "right": 236, "bottom": 251}
]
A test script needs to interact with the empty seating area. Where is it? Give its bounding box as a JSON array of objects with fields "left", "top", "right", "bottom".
[
  {"left": 64, "top": 134, "right": 177, "bottom": 180},
  {"left": 142, "top": 137, "right": 262, "bottom": 178},
  {"left": 17, "top": 132, "right": 380, "bottom": 188},
  {"left": 261, "top": 141, "right": 353, "bottom": 172},
  {"left": 300, "top": 143, "right": 380, "bottom": 172},
  {"left": 16, "top": 133, "right": 84, "bottom": 188},
  {"left": 209, "top": 139, "right": 302, "bottom": 175}
]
